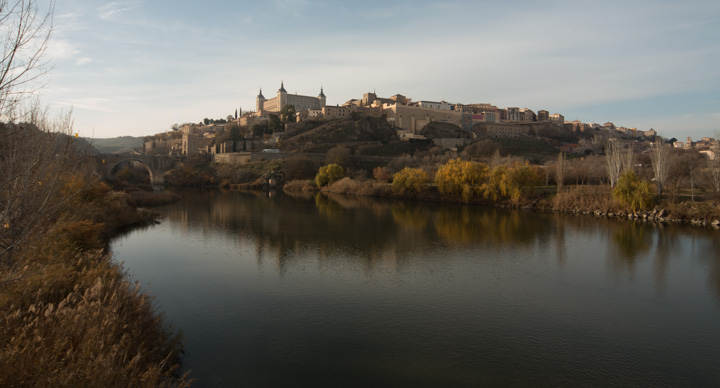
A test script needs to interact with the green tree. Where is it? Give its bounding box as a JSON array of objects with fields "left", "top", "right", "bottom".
[
  {"left": 268, "top": 114, "right": 282, "bottom": 133},
  {"left": 315, "top": 163, "right": 345, "bottom": 187},
  {"left": 613, "top": 170, "right": 653, "bottom": 212},
  {"left": 280, "top": 105, "right": 296, "bottom": 128},
  {"left": 392, "top": 167, "right": 428, "bottom": 193}
]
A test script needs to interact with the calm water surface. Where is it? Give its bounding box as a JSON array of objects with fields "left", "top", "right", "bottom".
[{"left": 111, "top": 190, "right": 720, "bottom": 387}]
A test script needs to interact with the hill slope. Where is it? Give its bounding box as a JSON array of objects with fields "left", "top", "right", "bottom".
[
  {"left": 281, "top": 116, "right": 399, "bottom": 152},
  {"left": 86, "top": 136, "right": 143, "bottom": 154}
]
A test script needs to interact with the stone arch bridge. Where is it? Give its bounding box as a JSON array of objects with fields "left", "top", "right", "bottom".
[{"left": 97, "top": 154, "right": 185, "bottom": 187}]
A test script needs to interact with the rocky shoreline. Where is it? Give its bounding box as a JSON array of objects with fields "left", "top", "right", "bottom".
[{"left": 554, "top": 207, "right": 720, "bottom": 229}]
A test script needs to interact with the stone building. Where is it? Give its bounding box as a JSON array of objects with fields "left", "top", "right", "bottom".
[
  {"left": 256, "top": 82, "right": 326, "bottom": 113},
  {"left": 550, "top": 113, "right": 565, "bottom": 126},
  {"left": 322, "top": 105, "right": 353, "bottom": 120},
  {"left": 181, "top": 125, "right": 200, "bottom": 155},
  {"left": 537, "top": 110, "right": 550, "bottom": 122},
  {"left": 383, "top": 103, "right": 464, "bottom": 132}
]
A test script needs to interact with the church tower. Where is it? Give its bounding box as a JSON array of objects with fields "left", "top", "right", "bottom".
[{"left": 256, "top": 88, "right": 265, "bottom": 112}]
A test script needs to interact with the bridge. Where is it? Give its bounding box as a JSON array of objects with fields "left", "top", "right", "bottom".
[{"left": 97, "top": 154, "right": 185, "bottom": 187}]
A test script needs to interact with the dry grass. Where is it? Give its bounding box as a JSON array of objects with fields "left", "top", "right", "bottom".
[
  {"left": 0, "top": 251, "right": 190, "bottom": 387},
  {"left": 664, "top": 200, "right": 720, "bottom": 221},
  {"left": 283, "top": 179, "right": 318, "bottom": 192},
  {"left": 0, "top": 185, "right": 190, "bottom": 387},
  {"left": 553, "top": 185, "right": 622, "bottom": 212}
]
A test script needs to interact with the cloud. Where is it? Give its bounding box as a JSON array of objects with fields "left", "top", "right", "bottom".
[
  {"left": 46, "top": 39, "right": 80, "bottom": 61},
  {"left": 75, "top": 57, "right": 92, "bottom": 65},
  {"left": 98, "top": 2, "right": 138, "bottom": 21},
  {"left": 55, "top": 97, "right": 118, "bottom": 113}
]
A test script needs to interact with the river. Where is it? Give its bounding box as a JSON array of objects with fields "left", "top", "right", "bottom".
[{"left": 110, "top": 190, "right": 720, "bottom": 387}]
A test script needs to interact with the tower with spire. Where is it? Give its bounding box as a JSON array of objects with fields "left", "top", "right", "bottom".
[
  {"left": 277, "top": 81, "right": 288, "bottom": 108},
  {"left": 318, "top": 86, "right": 326, "bottom": 107},
  {"left": 256, "top": 88, "right": 265, "bottom": 112}
]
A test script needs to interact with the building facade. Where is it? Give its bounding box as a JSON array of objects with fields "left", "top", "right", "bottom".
[{"left": 256, "top": 82, "right": 326, "bottom": 113}]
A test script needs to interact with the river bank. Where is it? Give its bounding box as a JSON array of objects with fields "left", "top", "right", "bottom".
[
  {"left": 0, "top": 182, "right": 191, "bottom": 387},
  {"left": 282, "top": 178, "right": 720, "bottom": 229}
]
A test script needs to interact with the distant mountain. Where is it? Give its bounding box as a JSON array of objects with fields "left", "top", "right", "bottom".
[{"left": 85, "top": 136, "right": 143, "bottom": 154}]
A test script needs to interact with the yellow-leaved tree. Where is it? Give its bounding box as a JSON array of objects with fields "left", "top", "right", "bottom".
[
  {"left": 392, "top": 167, "right": 428, "bottom": 193},
  {"left": 315, "top": 163, "right": 345, "bottom": 187},
  {"left": 612, "top": 170, "right": 653, "bottom": 212},
  {"left": 435, "top": 159, "right": 489, "bottom": 201}
]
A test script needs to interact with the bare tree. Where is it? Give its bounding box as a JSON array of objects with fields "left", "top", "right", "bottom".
[
  {"left": 605, "top": 138, "right": 622, "bottom": 187},
  {"left": 1, "top": 107, "right": 88, "bottom": 274},
  {"left": 621, "top": 145, "right": 634, "bottom": 173},
  {"left": 556, "top": 151, "right": 565, "bottom": 192},
  {"left": 708, "top": 130, "right": 720, "bottom": 196},
  {"left": 650, "top": 140, "right": 670, "bottom": 197},
  {"left": 325, "top": 144, "right": 351, "bottom": 166},
  {"left": 0, "top": 0, "right": 62, "bottom": 273},
  {"left": 0, "top": 0, "right": 54, "bottom": 119}
]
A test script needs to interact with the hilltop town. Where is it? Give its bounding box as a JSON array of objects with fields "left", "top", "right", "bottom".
[{"left": 140, "top": 82, "right": 717, "bottom": 162}]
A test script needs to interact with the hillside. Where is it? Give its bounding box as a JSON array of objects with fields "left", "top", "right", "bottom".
[
  {"left": 418, "top": 122, "right": 474, "bottom": 139},
  {"left": 86, "top": 136, "right": 143, "bottom": 154},
  {"left": 280, "top": 116, "right": 400, "bottom": 152}
]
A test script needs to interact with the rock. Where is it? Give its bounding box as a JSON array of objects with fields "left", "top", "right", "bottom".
[{"left": 712, "top": 220, "right": 720, "bottom": 226}]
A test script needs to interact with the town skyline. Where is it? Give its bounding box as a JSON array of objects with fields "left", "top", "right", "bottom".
[{"left": 39, "top": 0, "right": 719, "bottom": 139}]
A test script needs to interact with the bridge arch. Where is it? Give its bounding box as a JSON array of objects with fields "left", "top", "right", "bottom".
[
  {"left": 99, "top": 154, "right": 184, "bottom": 188},
  {"left": 107, "top": 158, "right": 158, "bottom": 186}
]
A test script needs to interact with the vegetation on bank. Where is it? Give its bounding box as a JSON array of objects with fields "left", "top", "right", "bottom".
[
  {"left": 156, "top": 134, "right": 720, "bottom": 226},
  {"left": 1, "top": 123, "right": 190, "bottom": 386}
]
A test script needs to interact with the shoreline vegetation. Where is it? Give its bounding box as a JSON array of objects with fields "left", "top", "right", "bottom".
[
  {"left": 276, "top": 159, "right": 720, "bottom": 228},
  {"left": 282, "top": 176, "right": 720, "bottom": 228},
  {"left": 158, "top": 151, "right": 720, "bottom": 228},
  {"left": 0, "top": 123, "right": 190, "bottom": 386}
]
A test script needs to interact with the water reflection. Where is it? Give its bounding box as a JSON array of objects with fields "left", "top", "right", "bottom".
[
  {"left": 116, "top": 189, "right": 720, "bottom": 386},
  {"left": 160, "top": 190, "right": 720, "bottom": 304}
]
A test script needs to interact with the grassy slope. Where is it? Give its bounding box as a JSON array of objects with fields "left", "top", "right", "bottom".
[{"left": 87, "top": 136, "right": 144, "bottom": 154}]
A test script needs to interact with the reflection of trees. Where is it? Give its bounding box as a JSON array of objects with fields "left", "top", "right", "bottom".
[
  {"left": 698, "top": 231, "right": 720, "bottom": 307},
  {"left": 391, "top": 203, "right": 429, "bottom": 231},
  {"left": 611, "top": 222, "right": 652, "bottom": 264},
  {"left": 159, "top": 191, "right": 720, "bottom": 308},
  {"left": 432, "top": 205, "right": 547, "bottom": 246}
]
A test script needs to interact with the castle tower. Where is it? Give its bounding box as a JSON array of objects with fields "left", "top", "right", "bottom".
[
  {"left": 256, "top": 88, "right": 265, "bottom": 112},
  {"left": 278, "top": 81, "right": 287, "bottom": 108},
  {"left": 318, "top": 86, "right": 326, "bottom": 107}
]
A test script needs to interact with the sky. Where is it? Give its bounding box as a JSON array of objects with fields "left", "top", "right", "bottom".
[{"left": 34, "top": 0, "right": 720, "bottom": 139}]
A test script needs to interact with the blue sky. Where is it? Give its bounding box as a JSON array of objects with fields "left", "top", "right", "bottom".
[{"left": 39, "top": 0, "right": 720, "bottom": 139}]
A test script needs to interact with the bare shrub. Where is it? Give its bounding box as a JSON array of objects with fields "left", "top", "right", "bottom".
[
  {"left": 322, "top": 177, "right": 361, "bottom": 194},
  {"left": 372, "top": 166, "right": 392, "bottom": 183},
  {"left": 325, "top": 144, "right": 351, "bottom": 166}
]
